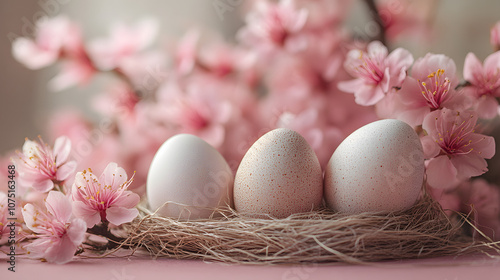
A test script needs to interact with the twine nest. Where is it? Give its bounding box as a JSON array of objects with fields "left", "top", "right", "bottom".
[{"left": 115, "top": 193, "right": 491, "bottom": 264}]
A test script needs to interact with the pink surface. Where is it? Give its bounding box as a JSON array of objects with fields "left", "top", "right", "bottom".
[{"left": 3, "top": 254, "right": 500, "bottom": 280}]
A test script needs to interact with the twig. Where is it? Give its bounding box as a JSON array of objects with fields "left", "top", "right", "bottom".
[
  {"left": 363, "top": 0, "right": 387, "bottom": 46},
  {"left": 86, "top": 222, "right": 129, "bottom": 250}
]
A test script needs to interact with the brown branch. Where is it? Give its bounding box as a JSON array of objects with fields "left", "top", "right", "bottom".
[
  {"left": 363, "top": 0, "right": 387, "bottom": 46},
  {"left": 86, "top": 222, "right": 129, "bottom": 250}
]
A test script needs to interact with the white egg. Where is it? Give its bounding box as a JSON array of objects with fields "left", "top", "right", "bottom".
[
  {"left": 324, "top": 119, "right": 424, "bottom": 214},
  {"left": 234, "top": 128, "right": 323, "bottom": 218},
  {"left": 147, "top": 134, "right": 233, "bottom": 219}
]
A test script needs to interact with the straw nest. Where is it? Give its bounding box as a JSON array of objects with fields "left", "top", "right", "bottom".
[{"left": 118, "top": 195, "right": 486, "bottom": 264}]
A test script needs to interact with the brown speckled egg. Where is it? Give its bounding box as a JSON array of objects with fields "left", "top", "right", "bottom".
[
  {"left": 324, "top": 119, "right": 424, "bottom": 214},
  {"left": 234, "top": 128, "right": 323, "bottom": 218}
]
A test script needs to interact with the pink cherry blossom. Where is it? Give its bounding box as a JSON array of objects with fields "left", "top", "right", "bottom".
[
  {"left": 422, "top": 109, "right": 495, "bottom": 189},
  {"left": 87, "top": 18, "right": 158, "bottom": 71},
  {"left": 491, "top": 21, "right": 500, "bottom": 51},
  {"left": 16, "top": 136, "right": 77, "bottom": 193},
  {"left": 118, "top": 51, "right": 168, "bottom": 92},
  {"left": 21, "top": 191, "right": 86, "bottom": 264},
  {"left": 198, "top": 41, "right": 256, "bottom": 78},
  {"left": 428, "top": 178, "right": 500, "bottom": 241},
  {"left": 11, "top": 16, "right": 96, "bottom": 91},
  {"left": 264, "top": 30, "right": 347, "bottom": 100},
  {"left": 11, "top": 16, "right": 82, "bottom": 69},
  {"left": 390, "top": 53, "right": 468, "bottom": 127},
  {"left": 461, "top": 179, "right": 500, "bottom": 241},
  {"left": 237, "top": 0, "right": 308, "bottom": 52},
  {"left": 174, "top": 29, "right": 200, "bottom": 75},
  {"left": 294, "top": 0, "right": 353, "bottom": 30},
  {"left": 266, "top": 55, "right": 326, "bottom": 101},
  {"left": 338, "top": 41, "right": 414, "bottom": 106},
  {"left": 377, "top": 0, "right": 435, "bottom": 41},
  {"left": 48, "top": 58, "right": 96, "bottom": 91},
  {"left": 173, "top": 30, "right": 258, "bottom": 85},
  {"left": 154, "top": 80, "right": 232, "bottom": 148},
  {"left": 463, "top": 51, "right": 500, "bottom": 119},
  {"left": 72, "top": 162, "right": 139, "bottom": 228},
  {"left": 426, "top": 185, "right": 461, "bottom": 213},
  {"left": 263, "top": 34, "right": 345, "bottom": 102},
  {"left": 92, "top": 82, "right": 139, "bottom": 118}
]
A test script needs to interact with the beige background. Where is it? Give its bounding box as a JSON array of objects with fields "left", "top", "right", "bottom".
[{"left": 2, "top": 0, "right": 500, "bottom": 154}]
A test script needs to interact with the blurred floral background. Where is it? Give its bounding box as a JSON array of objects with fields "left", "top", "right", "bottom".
[
  {"left": 2, "top": 0, "right": 500, "bottom": 155},
  {"left": 0, "top": 0, "right": 241, "bottom": 153},
  {"left": 3, "top": 0, "right": 500, "bottom": 257}
]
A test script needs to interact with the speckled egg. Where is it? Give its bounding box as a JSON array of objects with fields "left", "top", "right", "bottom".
[
  {"left": 324, "top": 119, "right": 424, "bottom": 214},
  {"left": 234, "top": 128, "right": 323, "bottom": 218},
  {"left": 147, "top": 134, "right": 233, "bottom": 220}
]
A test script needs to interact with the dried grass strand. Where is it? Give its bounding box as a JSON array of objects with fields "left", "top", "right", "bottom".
[{"left": 117, "top": 196, "right": 491, "bottom": 264}]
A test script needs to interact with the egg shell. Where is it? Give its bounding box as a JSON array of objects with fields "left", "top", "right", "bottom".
[
  {"left": 234, "top": 128, "right": 323, "bottom": 218},
  {"left": 324, "top": 119, "right": 424, "bottom": 214},
  {"left": 147, "top": 134, "right": 233, "bottom": 220}
]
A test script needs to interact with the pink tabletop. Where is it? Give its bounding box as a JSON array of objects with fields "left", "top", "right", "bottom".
[{"left": 3, "top": 254, "right": 500, "bottom": 280}]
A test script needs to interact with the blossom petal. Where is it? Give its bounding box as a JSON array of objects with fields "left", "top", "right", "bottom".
[
  {"left": 73, "top": 171, "right": 96, "bottom": 189},
  {"left": 380, "top": 67, "right": 391, "bottom": 92},
  {"left": 56, "top": 161, "right": 77, "bottom": 181},
  {"left": 387, "top": 48, "right": 413, "bottom": 87},
  {"left": 67, "top": 218, "right": 87, "bottom": 246},
  {"left": 422, "top": 109, "right": 440, "bottom": 137},
  {"left": 374, "top": 93, "right": 396, "bottom": 119},
  {"left": 15, "top": 159, "right": 39, "bottom": 178},
  {"left": 420, "top": 135, "right": 440, "bottom": 159},
  {"left": 367, "top": 41, "right": 388, "bottom": 57},
  {"left": 100, "top": 162, "right": 127, "bottom": 188},
  {"left": 396, "top": 107, "right": 429, "bottom": 128},
  {"left": 427, "top": 187, "right": 461, "bottom": 212},
  {"left": 337, "top": 79, "right": 364, "bottom": 94},
  {"left": 31, "top": 179, "right": 54, "bottom": 193},
  {"left": 45, "top": 191, "right": 72, "bottom": 223},
  {"left": 44, "top": 235, "right": 77, "bottom": 264},
  {"left": 396, "top": 77, "right": 426, "bottom": 105},
  {"left": 463, "top": 52, "right": 483, "bottom": 83},
  {"left": 24, "top": 237, "right": 53, "bottom": 258},
  {"left": 450, "top": 154, "right": 489, "bottom": 179},
  {"left": 113, "top": 191, "right": 140, "bottom": 208},
  {"left": 387, "top": 48, "right": 414, "bottom": 71},
  {"left": 200, "top": 124, "right": 225, "bottom": 148},
  {"left": 53, "top": 136, "right": 72, "bottom": 164},
  {"left": 73, "top": 201, "right": 101, "bottom": 228},
  {"left": 470, "top": 134, "right": 496, "bottom": 159},
  {"left": 11, "top": 37, "right": 58, "bottom": 69},
  {"left": 483, "top": 50, "right": 500, "bottom": 72},
  {"left": 353, "top": 84, "right": 385, "bottom": 106},
  {"left": 475, "top": 95, "right": 499, "bottom": 119},
  {"left": 48, "top": 60, "right": 94, "bottom": 91},
  {"left": 213, "top": 101, "right": 232, "bottom": 123},
  {"left": 426, "top": 156, "right": 459, "bottom": 189},
  {"left": 413, "top": 53, "right": 457, "bottom": 85},
  {"left": 106, "top": 207, "right": 139, "bottom": 226}
]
